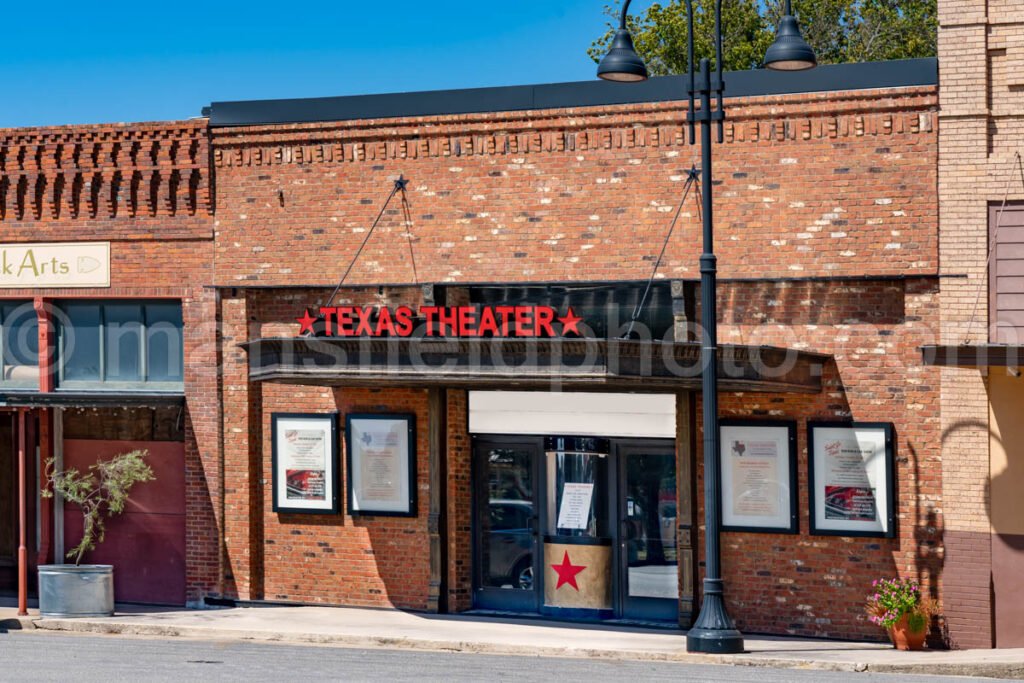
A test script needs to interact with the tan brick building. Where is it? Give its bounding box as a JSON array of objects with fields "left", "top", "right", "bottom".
[{"left": 926, "top": 0, "right": 1024, "bottom": 650}]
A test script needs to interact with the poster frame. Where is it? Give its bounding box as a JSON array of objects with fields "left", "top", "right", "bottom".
[
  {"left": 808, "top": 421, "right": 896, "bottom": 539},
  {"left": 271, "top": 412, "right": 340, "bottom": 515},
  {"left": 345, "top": 413, "right": 417, "bottom": 518},
  {"left": 718, "top": 419, "right": 799, "bottom": 534}
]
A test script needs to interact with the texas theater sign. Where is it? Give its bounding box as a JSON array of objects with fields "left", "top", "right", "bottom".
[{"left": 297, "top": 305, "right": 583, "bottom": 339}]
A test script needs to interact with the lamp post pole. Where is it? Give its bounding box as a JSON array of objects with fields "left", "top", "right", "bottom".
[
  {"left": 687, "top": 54, "right": 743, "bottom": 654},
  {"left": 597, "top": 0, "right": 817, "bottom": 656}
]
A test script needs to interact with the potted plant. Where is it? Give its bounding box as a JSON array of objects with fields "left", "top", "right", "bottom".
[
  {"left": 865, "top": 577, "right": 938, "bottom": 650},
  {"left": 38, "top": 449, "right": 154, "bottom": 617}
]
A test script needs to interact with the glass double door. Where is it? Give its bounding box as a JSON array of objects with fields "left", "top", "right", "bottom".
[{"left": 472, "top": 436, "right": 679, "bottom": 622}]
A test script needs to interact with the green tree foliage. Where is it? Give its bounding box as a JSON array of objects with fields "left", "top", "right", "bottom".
[
  {"left": 588, "top": 0, "right": 937, "bottom": 75},
  {"left": 42, "top": 450, "right": 154, "bottom": 566}
]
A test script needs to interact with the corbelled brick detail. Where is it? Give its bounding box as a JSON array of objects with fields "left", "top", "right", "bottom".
[
  {"left": 212, "top": 91, "right": 935, "bottom": 167},
  {"left": 0, "top": 121, "right": 212, "bottom": 239}
]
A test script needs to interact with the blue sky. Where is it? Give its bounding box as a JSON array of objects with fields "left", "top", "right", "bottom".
[{"left": 2, "top": 1, "right": 628, "bottom": 128}]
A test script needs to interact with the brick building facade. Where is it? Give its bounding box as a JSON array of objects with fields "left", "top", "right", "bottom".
[
  {"left": 201, "top": 64, "right": 942, "bottom": 642},
  {"left": 0, "top": 121, "right": 219, "bottom": 605},
  {"left": 0, "top": 33, "right": 1013, "bottom": 649}
]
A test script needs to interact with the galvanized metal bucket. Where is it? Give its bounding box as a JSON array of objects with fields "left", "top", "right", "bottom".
[{"left": 38, "top": 565, "right": 114, "bottom": 618}]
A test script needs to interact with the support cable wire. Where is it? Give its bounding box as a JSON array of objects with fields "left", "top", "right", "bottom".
[
  {"left": 623, "top": 165, "right": 701, "bottom": 339},
  {"left": 965, "top": 152, "right": 1024, "bottom": 344},
  {"left": 327, "top": 176, "right": 410, "bottom": 307},
  {"left": 399, "top": 184, "right": 420, "bottom": 286}
]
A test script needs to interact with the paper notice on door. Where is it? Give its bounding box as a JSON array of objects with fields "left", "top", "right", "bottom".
[{"left": 557, "top": 482, "right": 594, "bottom": 530}]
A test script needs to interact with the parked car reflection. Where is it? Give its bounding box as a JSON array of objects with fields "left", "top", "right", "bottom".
[{"left": 486, "top": 499, "right": 534, "bottom": 590}]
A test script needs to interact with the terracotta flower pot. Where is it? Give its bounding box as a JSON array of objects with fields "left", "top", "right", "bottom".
[{"left": 888, "top": 615, "right": 927, "bottom": 651}]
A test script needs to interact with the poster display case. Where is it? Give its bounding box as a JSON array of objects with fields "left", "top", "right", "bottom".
[
  {"left": 719, "top": 420, "right": 799, "bottom": 534},
  {"left": 808, "top": 422, "right": 895, "bottom": 538},
  {"left": 271, "top": 413, "right": 340, "bottom": 514},
  {"left": 346, "top": 413, "right": 417, "bottom": 517}
]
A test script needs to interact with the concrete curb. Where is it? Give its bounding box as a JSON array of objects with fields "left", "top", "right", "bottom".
[{"left": 30, "top": 618, "right": 1024, "bottom": 679}]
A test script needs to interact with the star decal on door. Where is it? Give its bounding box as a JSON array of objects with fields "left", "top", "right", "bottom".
[{"left": 551, "top": 551, "right": 586, "bottom": 591}]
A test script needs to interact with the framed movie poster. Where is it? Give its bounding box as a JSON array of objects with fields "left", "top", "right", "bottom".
[
  {"left": 719, "top": 420, "right": 799, "bottom": 534},
  {"left": 272, "top": 413, "right": 340, "bottom": 514},
  {"left": 346, "top": 413, "right": 417, "bottom": 517},
  {"left": 808, "top": 422, "right": 895, "bottom": 538}
]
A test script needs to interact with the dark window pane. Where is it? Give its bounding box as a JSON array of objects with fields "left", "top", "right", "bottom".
[
  {"left": 104, "top": 304, "right": 142, "bottom": 382},
  {"left": 145, "top": 304, "right": 183, "bottom": 383},
  {"left": 1, "top": 302, "right": 38, "bottom": 388},
  {"left": 624, "top": 452, "right": 678, "bottom": 600},
  {"left": 62, "top": 304, "right": 101, "bottom": 382}
]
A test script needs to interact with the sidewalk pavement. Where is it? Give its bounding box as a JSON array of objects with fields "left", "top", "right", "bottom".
[{"left": 2, "top": 602, "right": 1023, "bottom": 679}]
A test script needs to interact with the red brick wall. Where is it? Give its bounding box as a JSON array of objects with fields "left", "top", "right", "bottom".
[
  {"left": 217, "top": 288, "right": 433, "bottom": 608},
  {"left": 257, "top": 384, "right": 431, "bottom": 608},
  {"left": 446, "top": 390, "right": 472, "bottom": 612},
  {"left": 709, "top": 277, "right": 943, "bottom": 641},
  {"left": 220, "top": 292, "right": 262, "bottom": 600},
  {"left": 208, "top": 85, "right": 943, "bottom": 639},
  {"left": 0, "top": 120, "right": 219, "bottom": 606},
  {"left": 210, "top": 87, "right": 936, "bottom": 287}
]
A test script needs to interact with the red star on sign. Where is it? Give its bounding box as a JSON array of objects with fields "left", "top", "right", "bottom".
[
  {"left": 559, "top": 307, "right": 583, "bottom": 336},
  {"left": 297, "top": 310, "right": 317, "bottom": 336},
  {"left": 551, "top": 551, "right": 586, "bottom": 591}
]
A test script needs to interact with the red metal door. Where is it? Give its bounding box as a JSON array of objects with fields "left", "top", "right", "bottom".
[{"left": 62, "top": 440, "right": 186, "bottom": 606}]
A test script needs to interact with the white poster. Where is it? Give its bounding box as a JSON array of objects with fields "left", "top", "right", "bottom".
[
  {"left": 720, "top": 423, "right": 795, "bottom": 532},
  {"left": 810, "top": 423, "right": 892, "bottom": 536},
  {"left": 273, "top": 414, "right": 338, "bottom": 514},
  {"left": 556, "top": 482, "right": 595, "bottom": 530},
  {"left": 348, "top": 415, "right": 415, "bottom": 516}
]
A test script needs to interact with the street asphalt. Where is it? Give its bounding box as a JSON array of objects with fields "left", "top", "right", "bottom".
[{"left": 0, "top": 631, "right": 1005, "bottom": 683}]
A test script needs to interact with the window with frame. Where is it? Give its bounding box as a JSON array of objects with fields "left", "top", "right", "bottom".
[
  {"left": 0, "top": 301, "right": 39, "bottom": 390},
  {"left": 57, "top": 301, "right": 184, "bottom": 391}
]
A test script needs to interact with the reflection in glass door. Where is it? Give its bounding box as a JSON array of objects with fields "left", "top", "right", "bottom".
[
  {"left": 472, "top": 437, "right": 541, "bottom": 612},
  {"left": 618, "top": 442, "right": 679, "bottom": 621}
]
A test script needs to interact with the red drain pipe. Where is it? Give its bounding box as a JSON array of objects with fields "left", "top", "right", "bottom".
[{"left": 17, "top": 408, "right": 27, "bottom": 616}]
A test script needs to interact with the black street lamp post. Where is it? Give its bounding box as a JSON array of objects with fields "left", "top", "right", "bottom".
[{"left": 598, "top": 0, "right": 816, "bottom": 655}]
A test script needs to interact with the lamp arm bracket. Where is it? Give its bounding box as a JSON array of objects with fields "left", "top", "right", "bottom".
[{"left": 619, "top": 0, "right": 633, "bottom": 29}]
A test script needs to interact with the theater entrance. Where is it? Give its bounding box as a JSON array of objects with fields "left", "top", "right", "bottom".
[{"left": 472, "top": 435, "right": 679, "bottom": 623}]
